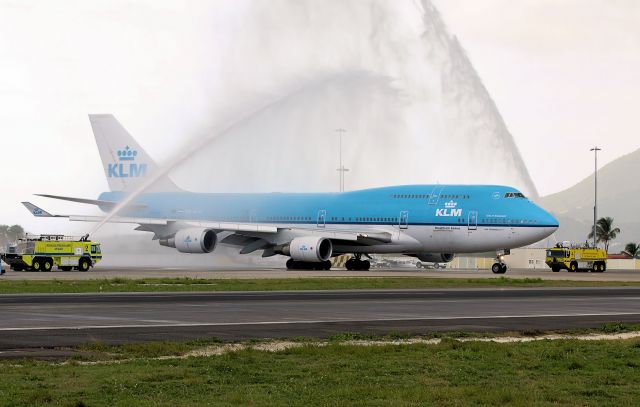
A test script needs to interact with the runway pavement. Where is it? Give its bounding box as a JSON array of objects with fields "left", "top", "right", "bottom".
[
  {"left": 1, "top": 287, "right": 640, "bottom": 350},
  {"left": 3, "top": 267, "right": 640, "bottom": 281}
]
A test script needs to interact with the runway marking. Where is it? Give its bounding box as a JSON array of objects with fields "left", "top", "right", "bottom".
[{"left": 1, "top": 312, "right": 639, "bottom": 331}]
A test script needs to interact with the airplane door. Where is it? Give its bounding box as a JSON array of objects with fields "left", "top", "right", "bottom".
[
  {"left": 428, "top": 186, "right": 444, "bottom": 205},
  {"left": 468, "top": 211, "right": 478, "bottom": 231},
  {"left": 317, "top": 210, "right": 326, "bottom": 228},
  {"left": 399, "top": 211, "right": 409, "bottom": 230}
]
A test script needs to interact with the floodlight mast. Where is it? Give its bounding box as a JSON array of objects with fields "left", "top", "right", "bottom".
[
  {"left": 590, "top": 146, "right": 601, "bottom": 248},
  {"left": 335, "top": 128, "right": 349, "bottom": 192}
]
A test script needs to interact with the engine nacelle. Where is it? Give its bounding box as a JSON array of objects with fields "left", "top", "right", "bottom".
[
  {"left": 415, "top": 253, "right": 455, "bottom": 263},
  {"left": 281, "top": 236, "right": 333, "bottom": 262},
  {"left": 159, "top": 228, "right": 217, "bottom": 254}
]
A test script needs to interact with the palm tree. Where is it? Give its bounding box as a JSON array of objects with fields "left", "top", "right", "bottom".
[
  {"left": 587, "top": 217, "right": 621, "bottom": 252},
  {"left": 625, "top": 243, "right": 640, "bottom": 259}
]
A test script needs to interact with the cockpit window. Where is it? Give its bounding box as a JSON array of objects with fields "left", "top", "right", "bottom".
[{"left": 504, "top": 192, "right": 526, "bottom": 199}]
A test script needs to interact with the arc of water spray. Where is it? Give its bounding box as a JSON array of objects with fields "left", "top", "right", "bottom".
[
  {"left": 90, "top": 78, "right": 349, "bottom": 234},
  {"left": 90, "top": 102, "right": 279, "bottom": 234}
]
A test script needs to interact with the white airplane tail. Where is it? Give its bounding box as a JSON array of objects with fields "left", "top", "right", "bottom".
[{"left": 89, "top": 114, "right": 180, "bottom": 192}]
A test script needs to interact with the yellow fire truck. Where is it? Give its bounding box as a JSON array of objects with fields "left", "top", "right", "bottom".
[
  {"left": 545, "top": 244, "right": 607, "bottom": 272},
  {"left": 1, "top": 234, "right": 102, "bottom": 272}
]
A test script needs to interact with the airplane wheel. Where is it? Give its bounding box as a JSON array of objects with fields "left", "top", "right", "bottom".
[
  {"left": 501, "top": 264, "right": 508, "bottom": 274},
  {"left": 345, "top": 258, "right": 355, "bottom": 271},
  {"left": 323, "top": 260, "right": 332, "bottom": 271},
  {"left": 491, "top": 263, "right": 502, "bottom": 274},
  {"left": 286, "top": 259, "right": 296, "bottom": 270},
  {"left": 361, "top": 260, "right": 371, "bottom": 271},
  {"left": 551, "top": 266, "right": 560, "bottom": 272},
  {"left": 60, "top": 266, "right": 73, "bottom": 271}
]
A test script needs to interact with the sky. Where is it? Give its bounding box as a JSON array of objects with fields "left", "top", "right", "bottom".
[{"left": 1, "top": 0, "right": 639, "bottom": 232}]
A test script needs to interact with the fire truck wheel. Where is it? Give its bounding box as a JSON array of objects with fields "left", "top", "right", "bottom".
[
  {"left": 42, "top": 259, "right": 53, "bottom": 272},
  {"left": 32, "top": 259, "right": 42, "bottom": 271},
  {"left": 78, "top": 258, "right": 90, "bottom": 272},
  {"left": 569, "top": 262, "right": 578, "bottom": 272}
]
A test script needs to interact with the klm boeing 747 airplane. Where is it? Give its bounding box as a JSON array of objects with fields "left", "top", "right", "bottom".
[{"left": 25, "top": 115, "right": 558, "bottom": 273}]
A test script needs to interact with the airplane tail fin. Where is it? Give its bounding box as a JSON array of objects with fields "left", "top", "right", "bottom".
[{"left": 89, "top": 114, "right": 180, "bottom": 192}]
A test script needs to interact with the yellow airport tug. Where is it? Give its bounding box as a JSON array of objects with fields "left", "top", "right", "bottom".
[
  {"left": 545, "top": 243, "right": 607, "bottom": 272},
  {"left": 1, "top": 234, "right": 102, "bottom": 272}
]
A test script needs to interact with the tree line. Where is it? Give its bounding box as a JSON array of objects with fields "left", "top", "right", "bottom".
[{"left": 0, "top": 224, "right": 26, "bottom": 248}]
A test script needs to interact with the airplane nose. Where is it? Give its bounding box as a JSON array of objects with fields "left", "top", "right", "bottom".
[{"left": 540, "top": 208, "right": 559, "bottom": 234}]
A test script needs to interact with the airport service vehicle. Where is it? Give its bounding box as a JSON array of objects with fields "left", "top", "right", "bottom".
[
  {"left": 24, "top": 115, "right": 558, "bottom": 273},
  {"left": 0, "top": 234, "right": 101, "bottom": 271},
  {"left": 545, "top": 244, "right": 607, "bottom": 272}
]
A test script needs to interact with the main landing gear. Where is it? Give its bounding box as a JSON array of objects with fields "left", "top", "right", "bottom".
[
  {"left": 286, "top": 259, "right": 332, "bottom": 271},
  {"left": 345, "top": 254, "right": 371, "bottom": 271}
]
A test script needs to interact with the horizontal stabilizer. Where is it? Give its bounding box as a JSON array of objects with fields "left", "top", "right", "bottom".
[
  {"left": 36, "top": 194, "right": 147, "bottom": 210},
  {"left": 22, "top": 202, "right": 59, "bottom": 217}
]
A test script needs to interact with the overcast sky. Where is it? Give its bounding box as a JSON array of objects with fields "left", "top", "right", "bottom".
[{"left": 1, "top": 0, "right": 639, "bottom": 231}]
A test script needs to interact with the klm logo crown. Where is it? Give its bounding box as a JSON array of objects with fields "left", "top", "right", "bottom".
[
  {"left": 444, "top": 200, "right": 457, "bottom": 209},
  {"left": 117, "top": 146, "right": 138, "bottom": 161}
]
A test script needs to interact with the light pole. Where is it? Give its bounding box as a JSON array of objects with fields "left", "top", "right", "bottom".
[
  {"left": 335, "top": 128, "right": 349, "bottom": 192},
  {"left": 590, "top": 146, "right": 601, "bottom": 248}
]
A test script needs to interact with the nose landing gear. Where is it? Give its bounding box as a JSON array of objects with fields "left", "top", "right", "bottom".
[
  {"left": 491, "top": 249, "right": 510, "bottom": 274},
  {"left": 491, "top": 262, "right": 507, "bottom": 274}
]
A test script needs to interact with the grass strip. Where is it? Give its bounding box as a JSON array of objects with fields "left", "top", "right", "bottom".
[
  {"left": 2, "top": 276, "right": 640, "bottom": 294},
  {"left": 2, "top": 326, "right": 640, "bottom": 406}
]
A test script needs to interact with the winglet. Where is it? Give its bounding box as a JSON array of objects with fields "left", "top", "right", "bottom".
[{"left": 22, "top": 202, "right": 55, "bottom": 217}]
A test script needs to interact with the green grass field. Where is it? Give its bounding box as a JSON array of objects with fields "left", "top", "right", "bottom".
[
  {"left": 1, "top": 276, "right": 640, "bottom": 294},
  {"left": 2, "top": 334, "right": 640, "bottom": 406}
]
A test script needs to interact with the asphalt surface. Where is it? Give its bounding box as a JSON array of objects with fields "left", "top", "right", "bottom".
[
  {"left": 2, "top": 287, "right": 640, "bottom": 352},
  {"left": 4, "top": 267, "right": 640, "bottom": 281}
]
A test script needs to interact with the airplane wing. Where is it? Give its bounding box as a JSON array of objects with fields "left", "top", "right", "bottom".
[{"left": 22, "top": 202, "right": 393, "bottom": 245}]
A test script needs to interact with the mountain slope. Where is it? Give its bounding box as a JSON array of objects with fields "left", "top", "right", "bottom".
[{"left": 538, "top": 147, "right": 640, "bottom": 245}]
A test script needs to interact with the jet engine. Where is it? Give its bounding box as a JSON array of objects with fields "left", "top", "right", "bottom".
[
  {"left": 281, "top": 236, "right": 333, "bottom": 262},
  {"left": 159, "top": 228, "right": 217, "bottom": 254},
  {"left": 415, "top": 253, "right": 455, "bottom": 263}
]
